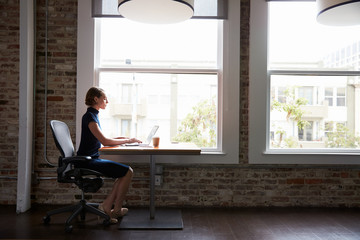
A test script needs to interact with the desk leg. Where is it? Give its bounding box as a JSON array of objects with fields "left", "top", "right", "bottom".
[
  {"left": 118, "top": 154, "right": 183, "bottom": 229},
  {"left": 149, "top": 155, "right": 155, "bottom": 219}
]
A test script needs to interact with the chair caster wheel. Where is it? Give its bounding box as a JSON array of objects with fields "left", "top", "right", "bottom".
[
  {"left": 65, "top": 224, "right": 73, "bottom": 233},
  {"left": 43, "top": 216, "right": 50, "bottom": 224}
]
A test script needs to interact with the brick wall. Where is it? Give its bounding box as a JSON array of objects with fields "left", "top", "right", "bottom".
[
  {"left": 0, "top": 0, "right": 20, "bottom": 204},
  {"left": 1, "top": 0, "right": 360, "bottom": 208}
]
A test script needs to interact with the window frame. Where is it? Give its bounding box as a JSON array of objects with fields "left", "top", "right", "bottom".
[
  {"left": 249, "top": 0, "right": 360, "bottom": 165},
  {"left": 76, "top": 0, "right": 240, "bottom": 164},
  {"left": 95, "top": 69, "right": 221, "bottom": 152}
]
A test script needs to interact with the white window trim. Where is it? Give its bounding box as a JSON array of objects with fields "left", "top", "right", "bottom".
[
  {"left": 76, "top": 0, "right": 240, "bottom": 164},
  {"left": 249, "top": 0, "right": 360, "bottom": 165}
]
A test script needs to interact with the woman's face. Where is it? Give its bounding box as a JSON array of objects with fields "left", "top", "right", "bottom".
[{"left": 94, "top": 93, "right": 108, "bottom": 110}]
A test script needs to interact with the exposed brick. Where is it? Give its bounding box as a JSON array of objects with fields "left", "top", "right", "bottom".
[
  {"left": 287, "top": 178, "right": 305, "bottom": 185},
  {"left": 305, "top": 179, "right": 323, "bottom": 184},
  {"left": 47, "top": 96, "right": 64, "bottom": 101}
]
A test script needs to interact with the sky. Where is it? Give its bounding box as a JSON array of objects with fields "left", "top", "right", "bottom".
[
  {"left": 269, "top": 2, "right": 360, "bottom": 63},
  {"left": 98, "top": 18, "right": 218, "bottom": 66}
]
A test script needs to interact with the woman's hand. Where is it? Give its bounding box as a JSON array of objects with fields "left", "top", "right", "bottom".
[{"left": 127, "top": 138, "right": 142, "bottom": 144}]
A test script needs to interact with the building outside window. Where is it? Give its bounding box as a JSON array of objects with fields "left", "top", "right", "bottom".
[{"left": 95, "top": 18, "right": 221, "bottom": 150}]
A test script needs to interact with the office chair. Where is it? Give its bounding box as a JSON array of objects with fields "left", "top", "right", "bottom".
[{"left": 43, "top": 120, "right": 111, "bottom": 233}]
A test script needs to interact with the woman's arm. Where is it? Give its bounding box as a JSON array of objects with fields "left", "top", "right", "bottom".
[
  {"left": 88, "top": 121, "right": 141, "bottom": 146},
  {"left": 114, "top": 136, "right": 127, "bottom": 139}
]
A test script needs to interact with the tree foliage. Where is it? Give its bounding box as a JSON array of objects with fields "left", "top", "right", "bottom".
[
  {"left": 326, "top": 123, "right": 360, "bottom": 148},
  {"left": 271, "top": 87, "right": 308, "bottom": 148},
  {"left": 173, "top": 98, "right": 216, "bottom": 147},
  {"left": 272, "top": 87, "right": 309, "bottom": 130}
]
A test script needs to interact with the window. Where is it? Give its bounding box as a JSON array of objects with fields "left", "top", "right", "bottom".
[
  {"left": 95, "top": 18, "right": 220, "bottom": 150},
  {"left": 325, "top": 87, "right": 346, "bottom": 107},
  {"left": 325, "top": 88, "right": 334, "bottom": 106},
  {"left": 250, "top": 0, "right": 360, "bottom": 164},
  {"left": 336, "top": 88, "right": 346, "bottom": 107},
  {"left": 298, "top": 87, "right": 314, "bottom": 105},
  {"left": 77, "top": 0, "right": 240, "bottom": 164},
  {"left": 298, "top": 121, "right": 311, "bottom": 141}
]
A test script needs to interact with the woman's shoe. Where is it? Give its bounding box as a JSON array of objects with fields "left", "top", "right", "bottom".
[
  {"left": 111, "top": 208, "right": 128, "bottom": 219},
  {"left": 98, "top": 204, "right": 118, "bottom": 224}
]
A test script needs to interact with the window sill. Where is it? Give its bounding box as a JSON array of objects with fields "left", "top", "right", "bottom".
[
  {"left": 249, "top": 149, "right": 360, "bottom": 165},
  {"left": 264, "top": 149, "right": 360, "bottom": 156},
  {"left": 201, "top": 151, "right": 226, "bottom": 155}
]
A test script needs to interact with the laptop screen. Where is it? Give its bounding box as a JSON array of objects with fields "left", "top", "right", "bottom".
[{"left": 146, "top": 125, "right": 159, "bottom": 144}]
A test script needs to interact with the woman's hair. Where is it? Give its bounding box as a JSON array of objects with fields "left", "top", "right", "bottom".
[{"left": 85, "top": 87, "right": 105, "bottom": 106}]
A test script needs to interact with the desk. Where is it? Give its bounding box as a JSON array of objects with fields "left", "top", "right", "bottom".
[{"left": 99, "top": 143, "right": 201, "bottom": 229}]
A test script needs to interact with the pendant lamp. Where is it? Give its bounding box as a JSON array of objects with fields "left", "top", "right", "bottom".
[
  {"left": 118, "top": 0, "right": 194, "bottom": 24},
  {"left": 317, "top": 0, "right": 360, "bottom": 26}
]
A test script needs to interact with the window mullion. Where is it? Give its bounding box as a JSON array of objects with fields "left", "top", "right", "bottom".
[
  {"left": 269, "top": 70, "right": 360, "bottom": 76},
  {"left": 97, "top": 67, "right": 219, "bottom": 75}
]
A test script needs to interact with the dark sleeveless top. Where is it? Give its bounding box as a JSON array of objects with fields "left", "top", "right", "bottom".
[{"left": 77, "top": 107, "right": 101, "bottom": 158}]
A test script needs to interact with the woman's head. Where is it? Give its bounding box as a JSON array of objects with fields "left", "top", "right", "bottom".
[{"left": 85, "top": 87, "right": 108, "bottom": 109}]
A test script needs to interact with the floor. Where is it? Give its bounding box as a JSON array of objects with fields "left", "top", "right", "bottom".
[{"left": 1, "top": 205, "right": 360, "bottom": 240}]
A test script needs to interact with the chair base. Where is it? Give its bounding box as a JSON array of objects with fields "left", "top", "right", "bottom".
[{"left": 43, "top": 200, "right": 111, "bottom": 233}]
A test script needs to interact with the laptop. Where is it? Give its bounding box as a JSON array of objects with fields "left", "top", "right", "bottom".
[{"left": 124, "top": 125, "right": 159, "bottom": 147}]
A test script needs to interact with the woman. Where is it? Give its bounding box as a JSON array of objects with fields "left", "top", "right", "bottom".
[{"left": 77, "top": 87, "right": 142, "bottom": 224}]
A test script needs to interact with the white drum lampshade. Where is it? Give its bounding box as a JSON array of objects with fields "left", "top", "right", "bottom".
[
  {"left": 317, "top": 0, "right": 360, "bottom": 26},
  {"left": 118, "top": 0, "right": 194, "bottom": 24}
]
